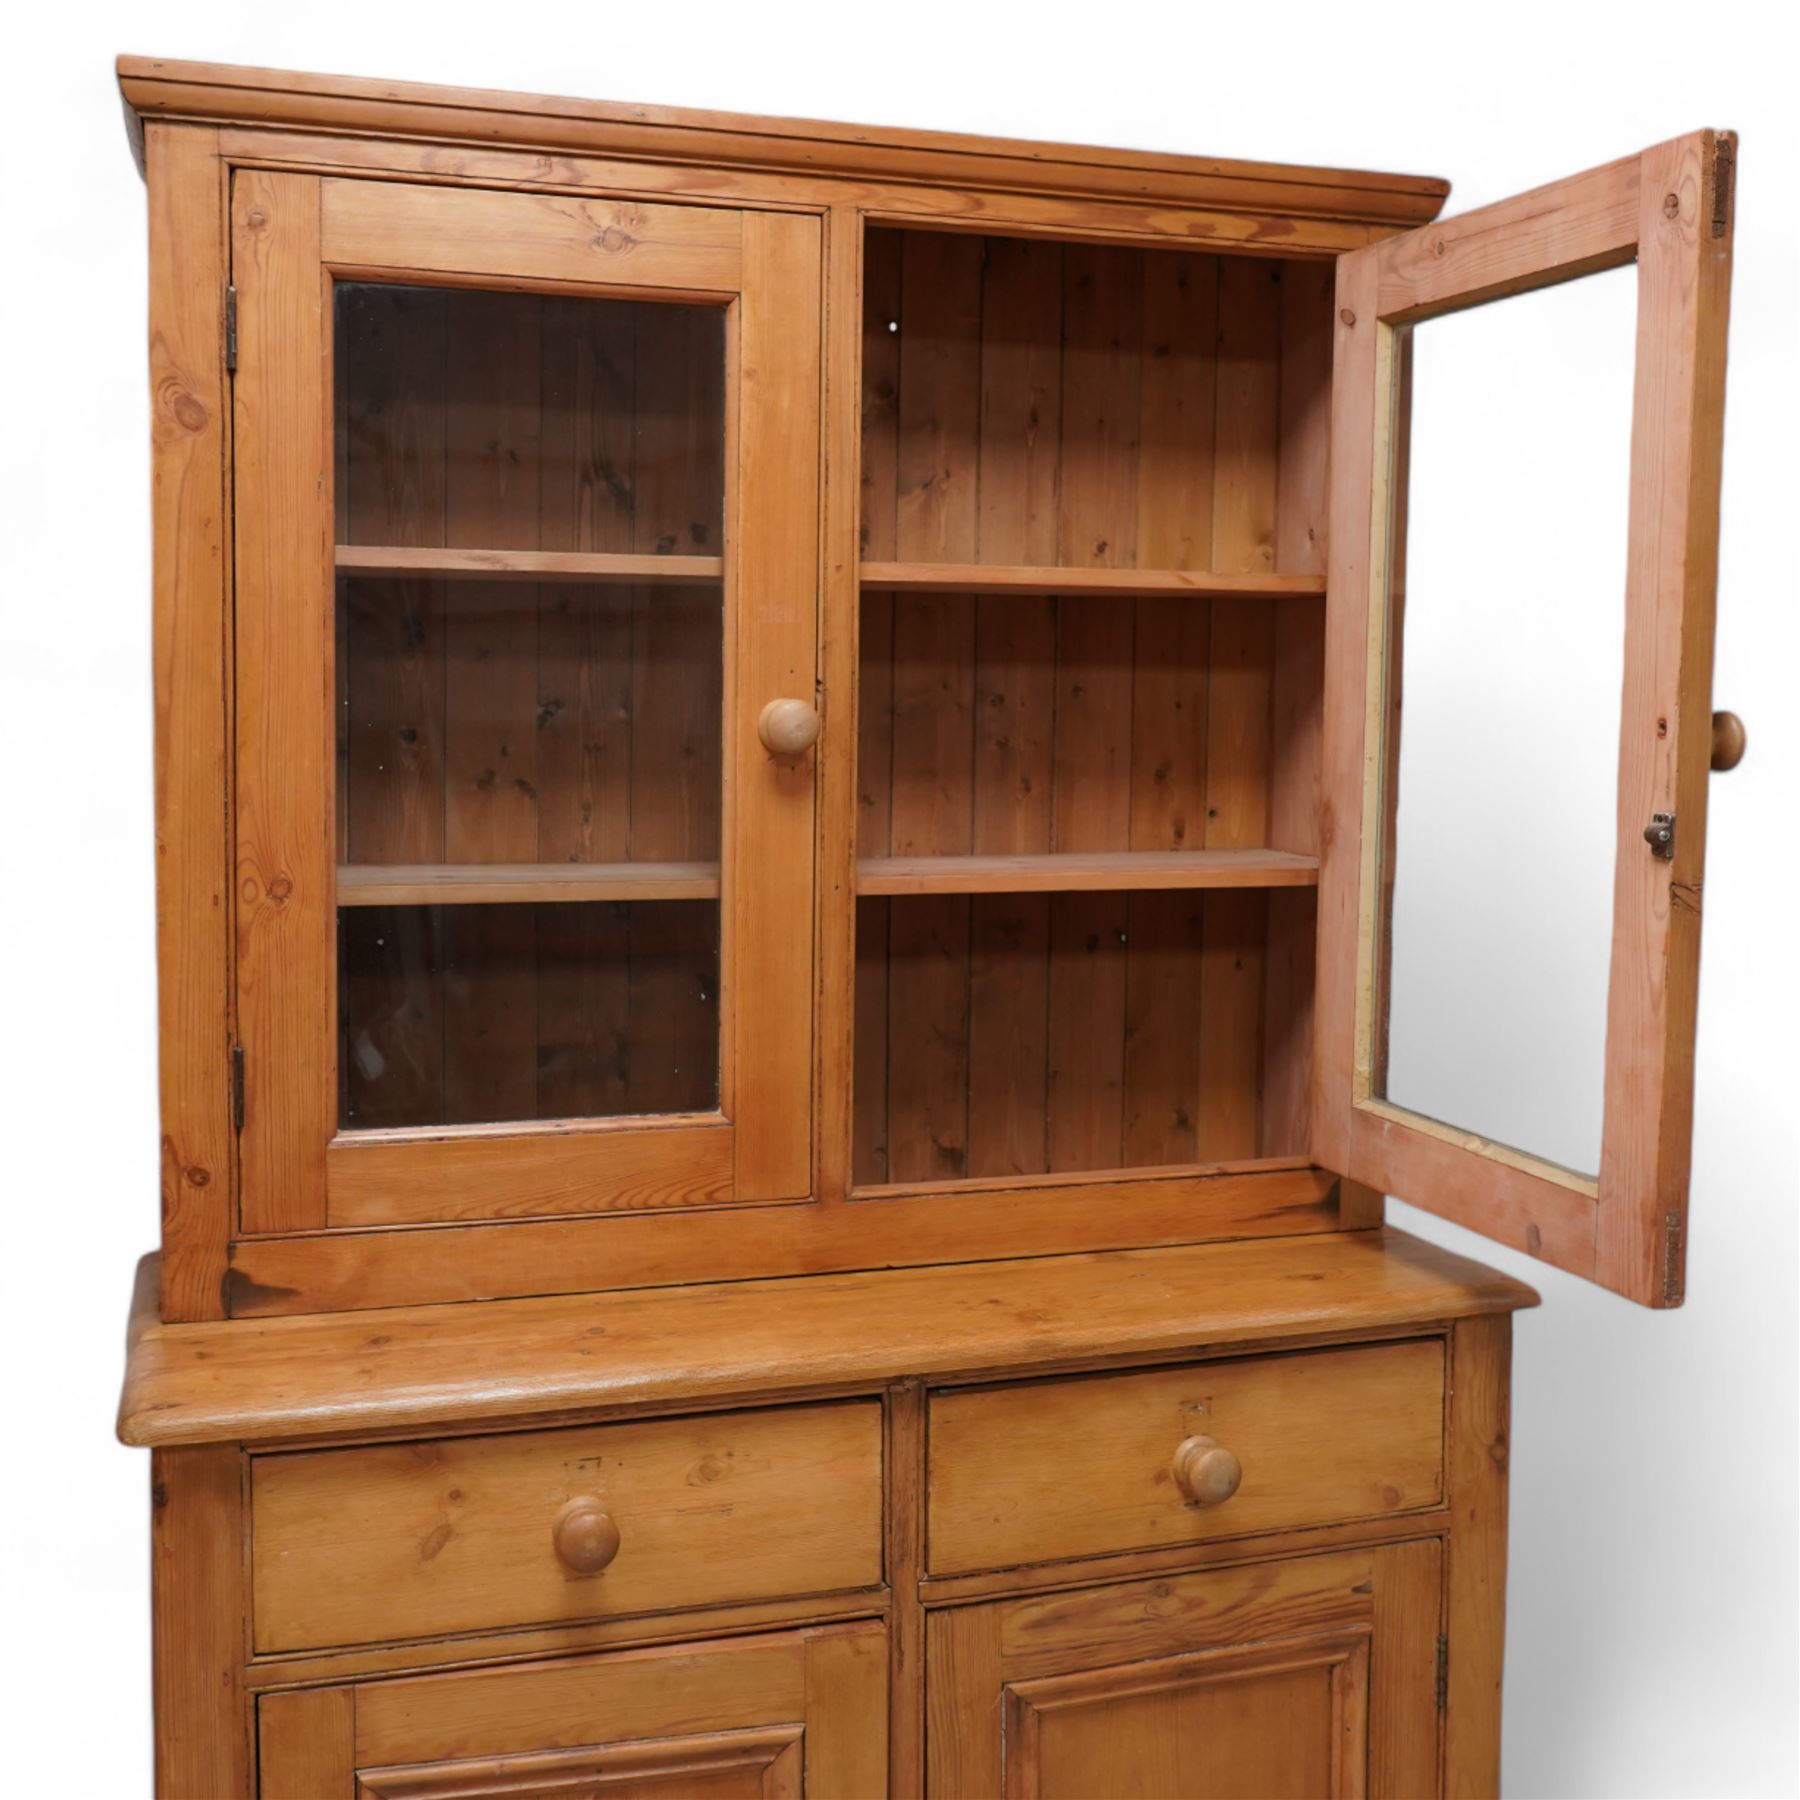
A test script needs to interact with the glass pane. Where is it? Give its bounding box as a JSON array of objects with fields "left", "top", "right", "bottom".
[
  {"left": 339, "top": 902, "right": 718, "bottom": 1128},
  {"left": 1377, "top": 266, "right": 1635, "bottom": 1177},
  {"left": 332, "top": 283, "right": 726, "bottom": 1128}
]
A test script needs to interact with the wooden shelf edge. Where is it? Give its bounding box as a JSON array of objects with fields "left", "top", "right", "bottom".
[
  {"left": 337, "top": 545, "right": 724, "bottom": 584},
  {"left": 855, "top": 850, "right": 1321, "bottom": 897},
  {"left": 338, "top": 862, "right": 722, "bottom": 907},
  {"left": 117, "top": 1230, "right": 1541, "bottom": 1449},
  {"left": 860, "top": 561, "right": 1327, "bottom": 600}
]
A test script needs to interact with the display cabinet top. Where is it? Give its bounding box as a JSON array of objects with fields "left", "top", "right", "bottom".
[{"left": 117, "top": 54, "right": 1450, "bottom": 227}]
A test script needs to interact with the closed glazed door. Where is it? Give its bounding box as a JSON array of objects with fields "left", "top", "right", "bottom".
[
  {"left": 927, "top": 1544, "right": 1440, "bottom": 1797},
  {"left": 256, "top": 1625, "right": 886, "bottom": 1798},
  {"left": 230, "top": 175, "right": 821, "bottom": 1236}
]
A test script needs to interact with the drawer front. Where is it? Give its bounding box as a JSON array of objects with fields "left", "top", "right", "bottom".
[
  {"left": 927, "top": 1340, "right": 1444, "bottom": 1575},
  {"left": 251, "top": 1399, "right": 883, "bottom": 1653}
]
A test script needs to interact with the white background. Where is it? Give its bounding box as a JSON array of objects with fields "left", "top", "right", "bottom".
[{"left": 1, "top": 3, "right": 1793, "bottom": 1794}]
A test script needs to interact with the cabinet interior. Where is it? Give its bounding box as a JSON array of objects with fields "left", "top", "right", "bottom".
[
  {"left": 852, "top": 226, "right": 1334, "bottom": 1187},
  {"left": 330, "top": 283, "right": 727, "bottom": 1130}
]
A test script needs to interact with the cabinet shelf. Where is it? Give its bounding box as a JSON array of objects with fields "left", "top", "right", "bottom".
[
  {"left": 860, "top": 561, "right": 1325, "bottom": 600},
  {"left": 336, "top": 545, "right": 724, "bottom": 584},
  {"left": 337, "top": 862, "right": 722, "bottom": 907},
  {"left": 854, "top": 850, "right": 1320, "bottom": 896}
]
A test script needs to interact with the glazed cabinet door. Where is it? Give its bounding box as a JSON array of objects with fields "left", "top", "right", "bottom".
[
  {"left": 1316, "top": 131, "right": 1737, "bottom": 1304},
  {"left": 256, "top": 1625, "right": 886, "bottom": 1798},
  {"left": 927, "top": 1544, "right": 1441, "bottom": 1798},
  {"left": 230, "top": 175, "right": 821, "bottom": 1238}
]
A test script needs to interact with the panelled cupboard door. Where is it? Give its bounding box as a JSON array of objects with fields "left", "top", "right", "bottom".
[
  {"left": 230, "top": 174, "right": 821, "bottom": 1235},
  {"left": 1316, "top": 130, "right": 1737, "bottom": 1306},
  {"left": 926, "top": 1543, "right": 1442, "bottom": 1798},
  {"left": 256, "top": 1624, "right": 886, "bottom": 1799}
]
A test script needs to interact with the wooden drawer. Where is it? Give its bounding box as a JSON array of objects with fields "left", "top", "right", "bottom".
[
  {"left": 250, "top": 1399, "right": 883, "bottom": 1653},
  {"left": 926, "top": 1340, "right": 1445, "bottom": 1575}
]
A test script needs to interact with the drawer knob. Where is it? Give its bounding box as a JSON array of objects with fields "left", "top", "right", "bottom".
[
  {"left": 758, "top": 697, "right": 821, "bottom": 756},
  {"left": 552, "top": 1496, "right": 621, "bottom": 1575},
  {"left": 1711, "top": 709, "right": 1747, "bottom": 772},
  {"left": 1172, "top": 1435, "right": 1242, "bottom": 1507}
]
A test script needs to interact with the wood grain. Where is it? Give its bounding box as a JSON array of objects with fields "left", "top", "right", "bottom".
[
  {"left": 325, "top": 1116, "right": 734, "bottom": 1224},
  {"left": 121, "top": 1227, "right": 1536, "bottom": 1447},
  {"left": 120, "top": 57, "right": 1452, "bottom": 227},
  {"left": 925, "top": 1546, "right": 1435, "bottom": 1797},
  {"left": 233, "top": 168, "right": 334, "bottom": 1233},
  {"left": 1444, "top": 1312, "right": 1512, "bottom": 1796},
  {"left": 337, "top": 545, "right": 723, "bottom": 582},
  {"left": 864, "top": 561, "right": 1322, "bottom": 598},
  {"left": 151, "top": 1445, "right": 250, "bottom": 1797},
  {"left": 258, "top": 1686, "right": 355, "bottom": 1799},
  {"left": 730, "top": 211, "right": 822, "bottom": 1200},
  {"left": 337, "top": 861, "right": 720, "bottom": 906},
  {"left": 1320, "top": 133, "right": 1735, "bottom": 1301},
  {"left": 1594, "top": 130, "right": 1736, "bottom": 1305},
  {"left": 218, "top": 1164, "right": 1341, "bottom": 1316},
  {"left": 885, "top": 1383, "right": 927, "bottom": 1799},
  {"left": 856, "top": 233, "right": 1336, "bottom": 1189},
  {"left": 319, "top": 1625, "right": 886, "bottom": 1789},
  {"left": 143, "top": 123, "right": 234, "bottom": 1321},
  {"left": 857, "top": 849, "right": 1317, "bottom": 894},
  {"left": 250, "top": 1399, "right": 882, "bottom": 1650},
  {"left": 322, "top": 177, "right": 744, "bottom": 291},
  {"left": 927, "top": 1339, "right": 1444, "bottom": 1574}
]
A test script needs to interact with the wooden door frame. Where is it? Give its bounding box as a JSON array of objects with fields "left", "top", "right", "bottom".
[
  {"left": 229, "top": 172, "right": 821, "bottom": 1240},
  {"left": 1315, "top": 130, "right": 1737, "bottom": 1305}
]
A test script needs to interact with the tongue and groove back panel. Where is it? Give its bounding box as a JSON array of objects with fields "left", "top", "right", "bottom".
[
  {"left": 333, "top": 285, "right": 728, "bottom": 1131},
  {"left": 853, "top": 229, "right": 1334, "bottom": 1189}
]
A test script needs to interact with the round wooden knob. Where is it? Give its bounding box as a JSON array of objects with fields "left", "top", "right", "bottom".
[
  {"left": 552, "top": 1496, "right": 621, "bottom": 1575},
  {"left": 758, "top": 697, "right": 821, "bottom": 756},
  {"left": 1710, "top": 710, "right": 1747, "bottom": 772},
  {"left": 1172, "top": 1435, "right": 1243, "bottom": 1508}
]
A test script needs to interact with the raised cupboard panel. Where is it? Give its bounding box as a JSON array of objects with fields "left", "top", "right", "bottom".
[
  {"left": 255, "top": 1624, "right": 888, "bottom": 1798},
  {"left": 925, "top": 1541, "right": 1442, "bottom": 1797}
]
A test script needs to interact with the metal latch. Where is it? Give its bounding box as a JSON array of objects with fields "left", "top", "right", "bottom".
[{"left": 1643, "top": 812, "right": 1676, "bottom": 860}]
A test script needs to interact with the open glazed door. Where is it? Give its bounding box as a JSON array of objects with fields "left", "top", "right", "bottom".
[{"left": 1316, "top": 131, "right": 1737, "bottom": 1305}]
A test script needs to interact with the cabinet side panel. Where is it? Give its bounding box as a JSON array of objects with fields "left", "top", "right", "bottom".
[
  {"left": 145, "top": 122, "right": 234, "bottom": 1322},
  {"left": 1445, "top": 1311, "right": 1512, "bottom": 1796},
  {"left": 152, "top": 1445, "right": 249, "bottom": 1799}
]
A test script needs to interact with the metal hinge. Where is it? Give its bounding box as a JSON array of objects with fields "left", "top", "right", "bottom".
[
  {"left": 1643, "top": 811, "right": 1676, "bottom": 860},
  {"left": 1662, "top": 1210, "right": 1686, "bottom": 1306},
  {"left": 1712, "top": 137, "right": 1735, "bottom": 239},
  {"left": 225, "top": 285, "right": 238, "bottom": 373},
  {"left": 1435, "top": 1634, "right": 1449, "bottom": 1711},
  {"left": 231, "top": 1043, "right": 246, "bottom": 1133}
]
